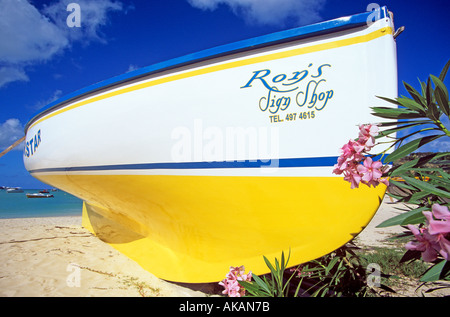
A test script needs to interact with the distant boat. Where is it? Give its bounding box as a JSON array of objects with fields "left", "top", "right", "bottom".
[
  {"left": 39, "top": 189, "right": 50, "bottom": 193},
  {"left": 6, "top": 187, "right": 24, "bottom": 193},
  {"left": 23, "top": 7, "right": 398, "bottom": 282},
  {"left": 26, "top": 193, "right": 54, "bottom": 198}
]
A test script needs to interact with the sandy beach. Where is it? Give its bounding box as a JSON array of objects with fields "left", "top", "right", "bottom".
[
  {"left": 0, "top": 197, "right": 445, "bottom": 297},
  {"left": 0, "top": 216, "right": 212, "bottom": 297}
]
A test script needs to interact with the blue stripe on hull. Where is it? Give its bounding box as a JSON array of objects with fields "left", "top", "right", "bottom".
[{"left": 29, "top": 156, "right": 339, "bottom": 173}]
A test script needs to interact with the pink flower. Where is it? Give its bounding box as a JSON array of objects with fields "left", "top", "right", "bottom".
[
  {"left": 423, "top": 204, "right": 450, "bottom": 260},
  {"left": 290, "top": 266, "right": 313, "bottom": 278},
  {"left": 357, "top": 157, "right": 383, "bottom": 185},
  {"left": 333, "top": 124, "right": 390, "bottom": 189},
  {"left": 333, "top": 140, "right": 365, "bottom": 174},
  {"left": 406, "top": 204, "right": 450, "bottom": 262},
  {"left": 435, "top": 234, "right": 450, "bottom": 260},
  {"left": 358, "top": 124, "right": 379, "bottom": 150},
  {"left": 343, "top": 164, "right": 363, "bottom": 189},
  {"left": 425, "top": 204, "right": 450, "bottom": 235},
  {"left": 405, "top": 225, "right": 440, "bottom": 262},
  {"left": 359, "top": 124, "right": 379, "bottom": 138},
  {"left": 219, "top": 266, "right": 252, "bottom": 297}
]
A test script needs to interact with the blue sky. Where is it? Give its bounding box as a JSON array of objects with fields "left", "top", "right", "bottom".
[{"left": 0, "top": 0, "right": 449, "bottom": 188}]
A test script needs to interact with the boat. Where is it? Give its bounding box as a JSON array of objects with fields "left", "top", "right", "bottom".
[
  {"left": 23, "top": 7, "right": 398, "bottom": 283},
  {"left": 26, "top": 193, "right": 54, "bottom": 198},
  {"left": 39, "top": 189, "right": 50, "bottom": 193},
  {"left": 6, "top": 187, "right": 24, "bottom": 193}
]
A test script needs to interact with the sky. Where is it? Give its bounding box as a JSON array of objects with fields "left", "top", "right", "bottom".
[{"left": 0, "top": 0, "right": 449, "bottom": 188}]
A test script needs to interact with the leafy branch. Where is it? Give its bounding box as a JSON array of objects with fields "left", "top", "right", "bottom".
[{"left": 372, "top": 59, "right": 450, "bottom": 283}]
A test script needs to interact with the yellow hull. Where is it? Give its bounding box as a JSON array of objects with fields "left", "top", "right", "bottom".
[{"left": 35, "top": 173, "right": 385, "bottom": 282}]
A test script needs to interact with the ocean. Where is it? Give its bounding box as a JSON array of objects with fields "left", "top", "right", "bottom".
[{"left": 0, "top": 189, "right": 83, "bottom": 219}]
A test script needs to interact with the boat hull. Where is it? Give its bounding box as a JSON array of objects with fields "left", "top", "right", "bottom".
[
  {"left": 24, "top": 11, "right": 397, "bottom": 282},
  {"left": 33, "top": 173, "right": 385, "bottom": 282},
  {"left": 26, "top": 193, "right": 54, "bottom": 198}
]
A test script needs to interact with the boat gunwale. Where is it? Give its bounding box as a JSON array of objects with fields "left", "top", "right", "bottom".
[{"left": 24, "top": 7, "right": 389, "bottom": 132}]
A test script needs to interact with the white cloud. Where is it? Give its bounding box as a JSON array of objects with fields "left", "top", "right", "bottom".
[
  {"left": 0, "top": 67, "right": 29, "bottom": 87},
  {"left": 0, "top": 119, "right": 24, "bottom": 150},
  {"left": 0, "top": 0, "right": 69, "bottom": 65},
  {"left": 0, "top": 0, "right": 123, "bottom": 88},
  {"left": 187, "top": 0, "right": 326, "bottom": 26}
]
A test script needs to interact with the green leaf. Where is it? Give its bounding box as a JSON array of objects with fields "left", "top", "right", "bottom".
[
  {"left": 424, "top": 78, "right": 442, "bottom": 120},
  {"left": 406, "top": 191, "right": 435, "bottom": 204},
  {"left": 400, "top": 209, "right": 427, "bottom": 225},
  {"left": 263, "top": 255, "right": 276, "bottom": 276},
  {"left": 238, "top": 280, "right": 264, "bottom": 296},
  {"left": 386, "top": 192, "right": 404, "bottom": 201},
  {"left": 397, "top": 95, "right": 425, "bottom": 113},
  {"left": 252, "top": 274, "right": 273, "bottom": 295},
  {"left": 426, "top": 77, "right": 434, "bottom": 110},
  {"left": 378, "top": 122, "right": 430, "bottom": 138},
  {"left": 420, "top": 260, "right": 447, "bottom": 282},
  {"left": 435, "top": 88, "right": 449, "bottom": 116},
  {"left": 402, "top": 176, "right": 450, "bottom": 199},
  {"left": 371, "top": 107, "right": 424, "bottom": 120},
  {"left": 430, "top": 75, "right": 449, "bottom": 99},
  {"left": 388, "top": 179, "right": 416, "bottom": 190},
  {"left": 375, "top": 119, "right": 433, "bottom": 127},
  {"left": 376, "top": 95, "right": 401, "bottom": 105},
  {"left": 439, "top": 59, "right": 450, "bottom": 81},
  {"left": 325, "top": 257, "right": 339, "bottom": 275},
  {"left": 426, "top": 101, "right": 441, "bottom": 121},
  {"left": 403, "top": 82, "right": 426, "bottom": 109},
  {"left": 430, "top": 75, "right": 450, "bottom": 116},
  {"left": 385, "top": 134, "right": 444, "bottom": 162},
  {"left": 419, "top": 79, "right": 427, "bottom": 97},
  {"left": 421, "top": 172, "right": 450, "bottom": 185},
  {"left": 376, "top": 207, "right": 427, "bottom": 227}
]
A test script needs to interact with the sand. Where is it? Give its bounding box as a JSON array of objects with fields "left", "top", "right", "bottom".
[
  {"left": 0, "top": 216, "right": 211, "bottom": 297},
  {"left": 354, "top": 196, "right": 406, "bottom": 247},
  {"left": 0, "top": 197, "right": 445, "bottom": 297}
]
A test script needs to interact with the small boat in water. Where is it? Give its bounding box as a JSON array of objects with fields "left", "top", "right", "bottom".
[
  {"left": 26, "top": 193, "right": 54, "bottom": 198},
  {"left": 6, "top": 187, "right": 24, "bottom": 193},
  {"left": 23, "top": 7, "right": 398, "bottom": 282}
]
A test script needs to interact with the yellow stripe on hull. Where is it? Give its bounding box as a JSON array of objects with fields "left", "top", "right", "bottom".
[{"left": 33, "top": 173, "right": 385, "bottom": 282}]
